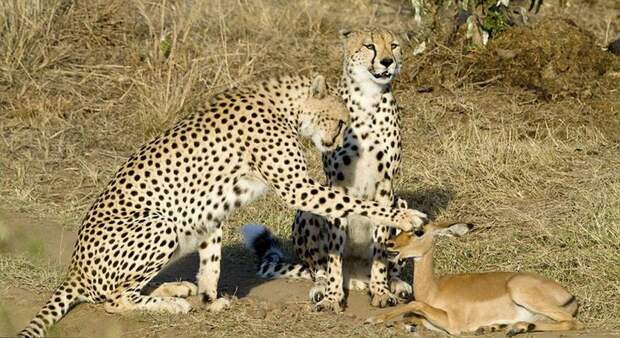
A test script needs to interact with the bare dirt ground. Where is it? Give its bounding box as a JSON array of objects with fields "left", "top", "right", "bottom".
[
  {"left": 2, "top": 211, "right": 619, "bottom": 337},
  {"left": 1, "top": 0, "right": 619, "bottom": 337},
  {"left": 0, "top": 210, "right": 401, "bottom": 337}
]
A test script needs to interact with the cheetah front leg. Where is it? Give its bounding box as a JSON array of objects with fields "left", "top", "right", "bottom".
[
  {"left": 314, "top": 216, "right": 348, "bottom": 312},
  {"left": 196, "top": 224, "right": 230, "bottom": 312},
  {"left": 388, "top": 197, "right": 412, "bottom": 301},
  {"left": 388, "top": 256, "right": 412, "bottom": 301},
  {"left": 255, "top": 155, "right": 427, "bottom": 232},
  {"left": 370, "top": 180, "right": 400, "bottom": 307},
  {"left": 293, "top": 212, "right": 330, "bottom": 304},
  {"left": 292, "top": 210, "right": 325, "bottom": 278}
]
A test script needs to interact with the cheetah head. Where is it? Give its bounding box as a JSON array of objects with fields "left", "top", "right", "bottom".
[
  {"left": 299, "top": 75, "right": 349, "bottom": 153},
  {"left": 340, "top": 28, "right": 402, "bottom": 86}
]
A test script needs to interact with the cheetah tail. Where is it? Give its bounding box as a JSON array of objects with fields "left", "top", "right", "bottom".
[
  {"left": 240, "top": 224, "right": 311, "bottom": 281},
  {"left": 17, "top": 280, "right": 84, "bottom": 338},
  {"left": 241, "top": 224, "right": 284, "bottom": 264}
]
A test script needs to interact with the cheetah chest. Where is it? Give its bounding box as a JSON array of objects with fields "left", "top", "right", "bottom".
[{"left": 331, "top": 99, "right": 401, "bottom": 259}]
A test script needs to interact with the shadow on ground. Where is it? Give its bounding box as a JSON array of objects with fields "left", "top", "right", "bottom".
[
  {"left": 151, "top": 185, "right": 456, "bottom": 297},
  {"left": 148, "top": 242, "right": 267, "bottom": 298},
  {"left": 400, "top": 186, "right": 455, "bottom": 220}
]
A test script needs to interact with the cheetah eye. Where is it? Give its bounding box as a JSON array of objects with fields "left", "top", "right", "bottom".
[
  {"left": 363, "top": 44, "right": 375, "bottom": 51},
  {"left": 414, "top": 229, "right": 425, "bottom": 237},
  {"left": 391, "top": 43, "right": 399, "bottom": 50}
]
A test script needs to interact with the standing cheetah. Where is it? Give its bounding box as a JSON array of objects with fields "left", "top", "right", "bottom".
[
  {"left": 244, "top": 29, "right": 424, "bottom": 312},
  {"left": 17, "top": 74, "right": 425, "bottom": 338}
]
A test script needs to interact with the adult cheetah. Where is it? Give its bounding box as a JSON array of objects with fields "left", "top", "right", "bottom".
[
  {"left": 17, "top": 74, "right": 425, "bottom": 338},
  {"left": 244, "top": 29, "right": 423, "bottom": 312}
]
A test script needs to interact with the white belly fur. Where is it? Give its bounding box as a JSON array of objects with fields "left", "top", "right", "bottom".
[
  {"left": 344, "top": 214, "right": 374, "bottom": 259},
  {"left": 459, "top": 298, "right": 540, "bottom": 333},
  {"left": 341, "top": 150, "right": 382, "bottom": 260}
]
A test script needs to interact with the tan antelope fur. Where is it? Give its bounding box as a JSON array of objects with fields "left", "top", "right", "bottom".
[{"left": 366, "top": 222, "right": 582, "bottom": 337}]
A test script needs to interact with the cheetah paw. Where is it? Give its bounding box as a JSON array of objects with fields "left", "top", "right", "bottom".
[
  {"left": 159, "top": 297, "right": 193, "bottom": 314},
  {"left": 206, "top": 297, "right": 231, "bottom": 312},
  {"left": 370, "top": 289, "right": 399, "bottom": 308},
  {"left": 475, "top": 324, "right": 507, "bottom": 335},
  {"left": 394, "top": 209, "right": 427, "bottom": 232},
  {"left": 150, "top": 281, "right": 198, "bottom": 298},
  {"left": 313, "top": 296, "right": 345, "bottom": 313},
  {"left": 506, "top": 322, "right": 536, "bottom": 337},
  {"left": 389, "top": 278, "right": 412, "bottom": 301},
  {"left": 309, "top": 278, "right": 328, "bottom": 304}
]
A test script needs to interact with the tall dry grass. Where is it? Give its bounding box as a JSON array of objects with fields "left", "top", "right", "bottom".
[{"left": 0, "top": 0, "right": 618, "bottom": 333}]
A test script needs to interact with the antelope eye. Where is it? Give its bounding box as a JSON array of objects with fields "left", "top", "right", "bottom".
[
  {"left": 414, "top": 229, "right": 425, "bottom": 237},
  {"left": 391, "top": 43, "right": 399, "bottom": 49},
  {"left": 363, "top": 44, "right": 375, "bottom": 50}
]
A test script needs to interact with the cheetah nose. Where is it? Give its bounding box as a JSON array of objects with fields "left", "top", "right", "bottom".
[{"left": 380, "top": 58, "right": 394, "bottom": 67}]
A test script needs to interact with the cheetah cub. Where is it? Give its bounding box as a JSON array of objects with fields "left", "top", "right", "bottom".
[{"left": 18, "top": 74, "right": 426, "bottom": 338}]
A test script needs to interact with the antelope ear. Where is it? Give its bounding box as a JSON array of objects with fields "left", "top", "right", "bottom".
[
  {"left": 309, "top": 75, "right": 327, "bottom": 99},
  {"left": 339, "top": 28, "right": 353, "bottom": 40},
  {"left": 432, "top": 222, "right": 474, "bottom": 237}
]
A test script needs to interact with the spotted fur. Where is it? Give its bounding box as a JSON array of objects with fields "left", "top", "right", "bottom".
[
  {"left": 17, "top": 74, "right": 424, "bottom": 337},
  {"left": 245, "top": 29, "right": 427, "bottom": 312}
]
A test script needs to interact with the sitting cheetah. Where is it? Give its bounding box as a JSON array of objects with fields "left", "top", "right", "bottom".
[
  {"left": 244, "top": 28, "right": 423, "bottom": 312},
  {"left": 17, "top": 74, "right": 426, "bottom": 338}
]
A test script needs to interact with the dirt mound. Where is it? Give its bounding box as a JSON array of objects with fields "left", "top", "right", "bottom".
[
  {"left": 471, "top": 18, "right": 618, "bottom": 99},
  {"left": 408, "top": 18, "right": 618, "bottom": 99}
]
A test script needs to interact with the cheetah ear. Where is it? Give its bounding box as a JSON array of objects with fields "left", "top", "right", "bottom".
[
  {"left": 338, "top": 28, "right": 353, "bottom": 40},
  {"left": 309, "top": 75, "right": 327, "bottom": 99}
]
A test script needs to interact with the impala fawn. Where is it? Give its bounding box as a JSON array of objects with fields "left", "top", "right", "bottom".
[{"left": 366, "top": 222, "right": 582, "bottom": 336}]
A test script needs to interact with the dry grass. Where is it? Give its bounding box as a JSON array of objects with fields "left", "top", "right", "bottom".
[{"left": 0, "top": 0, "right": 619, "bottom": 334}]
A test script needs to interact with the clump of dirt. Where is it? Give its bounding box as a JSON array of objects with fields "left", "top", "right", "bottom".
[{"left": 470, "top": 18, "right": 618, "bottom": 99}]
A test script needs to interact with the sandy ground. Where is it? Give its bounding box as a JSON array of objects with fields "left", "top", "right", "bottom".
[{"left": 1, "top": 210, "right": 618, "bottom": 338}]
